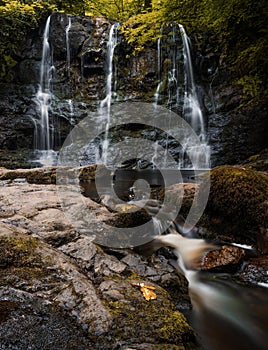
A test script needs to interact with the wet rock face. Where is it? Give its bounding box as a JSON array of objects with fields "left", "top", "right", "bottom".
[
  {"left": 193, "top": 49, "right": 268, "bottom": 167},
  {"left": 238, "top": 257, "right": 268, "bottom": 285},
  {"left": 207, "top": 98, "right": 268, "bottom": 167},
  {"left": 0, "top": 12, "right": 160, "bottom": 163},
  {"left": 0, "top": 12, "right": 267, "bottom": 168},
  {"left": 0, "top": 98, "right": 35, "bottom": 150}
]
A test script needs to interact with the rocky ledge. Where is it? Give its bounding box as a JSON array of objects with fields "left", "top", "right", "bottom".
[
  {"left": 0, "top": 164, "right": 267, "bottom": 349},
  {"left": 0, "top": 165, "right": 196, "bottom": 349}
]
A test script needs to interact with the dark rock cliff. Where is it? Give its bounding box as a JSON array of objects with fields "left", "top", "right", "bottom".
[
  {"left": 0, "top": 12, "right": 267, "bottom": 168},
  {"left": 194, "top": 50, "right": 268, "bottom": 166}
]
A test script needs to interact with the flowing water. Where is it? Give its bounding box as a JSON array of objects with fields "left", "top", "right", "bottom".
[
  {"left": 34, "top": 15, "right": 53, "bottom": 151},
  {"left": 33, "top": 15, "right": 57, "bottom": 166},
  {"left": 32, "top": 19, "right": 210, "bottom": 170},
  {"left": 65, "top": 17, "right": 72, "bottom": 80},
  {"left": 142, "top": 232, "right": 268, "bottom": 350},
  {"left": 178, "top": 24, "right": 210, "bottom": 169},
  {"left": 32, "top": 15, "right": 75, "bottom": 167},
  {"left": 100, "top": 23, "right": 119, "bottom": 165},
  {"left": 154, "top": 24, "right": 210, "bottom": 169}
]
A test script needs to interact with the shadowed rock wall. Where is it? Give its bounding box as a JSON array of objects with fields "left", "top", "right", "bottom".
[{"left": 0, "top": 12, "right": 267, "bottom": 168}]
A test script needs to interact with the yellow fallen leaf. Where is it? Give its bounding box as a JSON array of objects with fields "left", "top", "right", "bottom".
[
  {"left": 119, "top": 204, "right": 137, "bottom": 212},
  {"left": 140, "top": 285, "right": 157, "bottom": 301},
  {"left": 131, "top": 282, "right": 157, "bottom": 301}
]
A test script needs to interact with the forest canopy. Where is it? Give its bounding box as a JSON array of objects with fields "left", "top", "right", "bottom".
[{"left": 0, "top": 0, "right": 267, "bottom": 103}]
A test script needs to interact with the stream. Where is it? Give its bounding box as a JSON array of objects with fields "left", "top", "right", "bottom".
[{"left": 138, "top": 232, "right": 268, "bottom": 350}]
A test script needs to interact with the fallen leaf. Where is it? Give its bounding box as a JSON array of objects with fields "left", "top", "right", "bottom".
[
  {"left": 140, "top": 285, "right": 157, "bottom": 301},
  {"left": 119, "top": 204, "right": 137, "bottom": 212},
  {"left": 131, "top": 282, "right": 157, "bottom": 301}
]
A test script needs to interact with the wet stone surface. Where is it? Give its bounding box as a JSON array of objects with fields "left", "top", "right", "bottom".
[
  {"left": 0, "top": 167, "right": 198, "bottom": 349},
  {"left": 0, "top": 165, "right": 267, "bottom": 349}
]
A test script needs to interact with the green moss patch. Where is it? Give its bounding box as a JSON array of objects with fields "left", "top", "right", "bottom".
[
  {"left": 103, "top": 280, "right": 195, "bottom": 347},
  {"left": 201, "top": 166, "right": 268, "bottom": 242},
  {"left": 0, "top": 235, "right": 40, "bottom": 268}
]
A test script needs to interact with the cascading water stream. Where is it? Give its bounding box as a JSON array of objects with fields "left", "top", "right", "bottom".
[
  {"left": 154, "top": 33, "right": 163, "bottom": 106},
  {"left": 35, "top": 15, "right": 53, "bottom": 151},
  {"left": 33, "top": 15, "right": 59, "bottom": 166},
  {"left": 100, "top": 23, "right": 119, "bottom": 165},
  {"left": 33, "top": 15, "right": 74, "bottom": 166},
  {"left": 154, "top": 24, "right": 210, "bottom": 170},
  {"left": 179, "top": 24, "right": 210, "bottom": 169},
  {"left": 65, "top": 17, "right": 72, "bottom": 80},
  {"left": 138, "top": 231, "right": 268, "bottom": 350},
  {"left": 180, "top": 25, "right": 204, "bottom": 137},
  {"left": 175, "top": 243, "right": 267, "bottom": 350}
]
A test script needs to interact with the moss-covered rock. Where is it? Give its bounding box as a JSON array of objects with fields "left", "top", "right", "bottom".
[
  {"left": 0, "top": 218, "right": 196, "bottom": 348},
  {"left": 0, "top": 166, "right": 58, "bottom": 184},
  {"left": 0, "top": 149, "right": 34, "bottom": 169},
  {"left": 78, "top": 164, "right": 100, "bottom": 181},
  {"left": 0, "top": 164, "right": 100, "bottom": 184},
  {"left": 0, "top": 235, "right": 40, "bottom": 268},
  {"left": 101, "top": 279, "right": 195, "bottom": 348},
  {"left": 200, "top": 166, "right": 268, "bottom": 249}
]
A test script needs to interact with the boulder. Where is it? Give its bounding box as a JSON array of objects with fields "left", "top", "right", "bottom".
[
  {"left": 201, "top": 245, "right": 246, "bottom": 271},
  {"left": 200, "top": 166, "right": 268, "bottom": 253}
]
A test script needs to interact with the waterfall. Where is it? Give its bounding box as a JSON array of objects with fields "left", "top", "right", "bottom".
[
  {"left": 178, "top": 24, "right": 210, "bottom": 169},
  {"left": 154, "top": 24, "right": 210, "bottom": 170},
  {"left": 33, "top": 15, "right": 74, "bottom": 166},
  {"left": 65, "top": 17, "right": 72, "bottom": 80},
  {"left": 35, "top": 15, "right": 54, "bottom": 151},
  {"left": 33, "top": 15, "right": 59, "bottom": 166},
  {"left": 154, "top": 35, "right": 162, "bottom": 106},
  {"left": 179, "top": 24, "right": 205, "bottom": 138},
  {"left": 100, "top": 23, "right": 119, "bottom": 165}
]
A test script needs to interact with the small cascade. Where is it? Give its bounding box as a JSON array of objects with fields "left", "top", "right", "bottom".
[
  {"left": 67, "top": 99, "right": 75, "bottom": 125},
  {"left": 33, "top": 15, "right": 59, "bottom": 166},
  {"left": 65, "top": 17, "right": 72, "bottom": 80},
  {"left": 151, "top": 141, "right": 159, "bottom": 168},
  {"left": 154, "top": 24, "right": 182, "bottom": 111},
  {"left": 35, "top": 15, "right": 54, "bottom": 151},
  {"left": 100, "top": 23, "right": 119, "bottom": 165},
  {"left": 173, "top": 238, "right": 267, "bottom": 350},
  {"left": 154, "top": 24, "right": 210, "bottom": 170},
  {"left": 33, "top": 15, "right": 75, "bottom": 167},
  {"left": 139, "top": 232, "right": 268, "bottom": 350}
]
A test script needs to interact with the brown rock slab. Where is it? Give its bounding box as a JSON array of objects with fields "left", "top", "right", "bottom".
[{"left": 201, "top": 245, "right": 246, "bottom": 270}]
